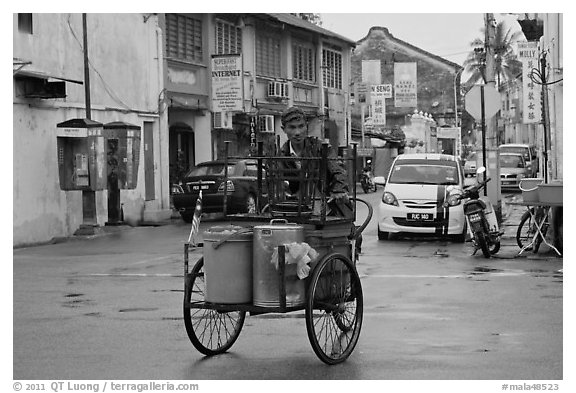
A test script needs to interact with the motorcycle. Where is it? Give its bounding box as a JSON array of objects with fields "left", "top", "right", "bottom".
[
  {"left": 360, "top": 170, "right": 377, "bottom": 193},
  {"left": 456, "top": 167, "right": 502, "bottom": 258}
]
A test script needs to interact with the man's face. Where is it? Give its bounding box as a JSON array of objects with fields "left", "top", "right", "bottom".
[{"left": 283, "top": 117, "right": 307, "bottom": 149}]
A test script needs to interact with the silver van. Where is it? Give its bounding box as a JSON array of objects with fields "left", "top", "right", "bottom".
[{"left": 499, "top": 144, "right": 539, "bottom": 177}]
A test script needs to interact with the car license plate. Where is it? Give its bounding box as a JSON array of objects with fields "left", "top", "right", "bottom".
[
  {"left": 192, "top": 185, "right": 210, "bottom": 191},
  {"left": 407, "top": 213, "right": 433, "bottom": 221}
]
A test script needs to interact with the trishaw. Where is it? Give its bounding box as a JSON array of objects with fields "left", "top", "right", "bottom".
[{"left": 183, "top": 142, "right": 372, "bottom": 365}]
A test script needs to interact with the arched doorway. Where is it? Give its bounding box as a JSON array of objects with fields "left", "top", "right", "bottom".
[{"left": 169, "top": 123, "right": 195, "bottom": 185}]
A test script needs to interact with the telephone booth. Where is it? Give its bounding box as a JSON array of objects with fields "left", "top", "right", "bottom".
[
  {"left": 103, "top": 121, "right": 141, "bottom": 190},
  {"left": 56, "top": 118, "right": 106, "bottom": 191}
]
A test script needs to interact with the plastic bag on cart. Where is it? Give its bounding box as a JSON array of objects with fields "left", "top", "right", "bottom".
[{"left": 270, "top": 242, "right": 319, "bottom": 279}]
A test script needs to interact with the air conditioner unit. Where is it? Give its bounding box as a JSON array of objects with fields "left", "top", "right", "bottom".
[
  {"left": 213, "top": 112, "right": 232, "bottom": 129},
  {"left": 268, "top": 82, "right": 289, "bottom": 98},
  {"left": 258, "top": 115, "right": 275, "bottom": 133}
]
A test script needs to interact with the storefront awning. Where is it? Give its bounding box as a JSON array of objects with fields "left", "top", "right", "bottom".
[{"left": 14, "top": 69, "right": 83, "bottom": 84}]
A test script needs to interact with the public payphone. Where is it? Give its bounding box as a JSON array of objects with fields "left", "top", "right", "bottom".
[
  {"left": 56, "top": 118, "right": 106, "bottom": 191},
  {"left": 103, "top": 121, "right": 141, "bottom": 224},
  {"left": 103, "top": 121, "right": 141, "bottom": 190}
]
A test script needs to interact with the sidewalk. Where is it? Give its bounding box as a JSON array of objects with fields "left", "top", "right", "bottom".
[{"left": 498, "top": 194, "right": 562, "bottom": 261}]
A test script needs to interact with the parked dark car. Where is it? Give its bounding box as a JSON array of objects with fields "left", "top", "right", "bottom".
[{"left": 172, "top": 159, "right": 265, "bottom": 222}]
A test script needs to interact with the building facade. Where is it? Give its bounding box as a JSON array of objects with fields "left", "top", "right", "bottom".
[
  {"left": 13, "top": 13, "right": 355, "bottom": 246},
  {"left": 162, "top": 13, "right": 356, "bottom": 185},
  {"left": 349, "top": 27, "right": 463, "bottom": 150},
  {"left": 499, "top": 13, "right": 563, "bottom": 180},
  {"left": 13, "top": 13, "right": 171, "bottom": 247}
]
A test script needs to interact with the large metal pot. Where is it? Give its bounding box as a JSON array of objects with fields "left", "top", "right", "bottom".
[{"left": 253, "top": 219, "right": 306, "bottom": 307}]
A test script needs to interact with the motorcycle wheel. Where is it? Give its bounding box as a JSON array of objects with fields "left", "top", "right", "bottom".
[
  {"left": 361, "top": 182, "right": 369, "bottom": 194},
  {"left": 489, "top": 240, "right": 501, "bottom": 255},
  {"left": 474, "top": 232, "right": 491, "bottom": 258}
]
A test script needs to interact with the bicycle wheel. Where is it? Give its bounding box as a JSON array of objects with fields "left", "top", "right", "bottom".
[
  {"left": 516, "top": 209, "right": 537, "bottom": 250},
  {"left": 305, "top": 253, "right": 363, "bottom": 365},
  {"left": 183, "top": 258, "right": 246, "bottom": 356}
]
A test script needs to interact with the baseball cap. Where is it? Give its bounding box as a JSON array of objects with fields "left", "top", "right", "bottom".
[{"left": 281, "top": 106, "right": 306, "bottom": 126}]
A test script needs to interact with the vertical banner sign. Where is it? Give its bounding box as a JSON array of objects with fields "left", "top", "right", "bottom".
[
  {"left": 211, "top": 54, "right": 244, "bottom": 112},
  {"left": 362, "top": 60, "right": 381, "bottom": 84},
  {"left": 362, "top": 60, "right": 381, "bottom": 105},
  {"left": 370, "top": 84, "right": 392, "bottom": 125},
  {"left": 394, "top": 63, "right": 417, "bottom": 108},
  {"left": 517, "top": 42, "right": 541, "bottom": 124}
]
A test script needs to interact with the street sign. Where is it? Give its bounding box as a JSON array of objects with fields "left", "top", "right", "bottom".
[
  {"left": 370, "top": 84, "right": 392, "bottom": 99},
  {"left": 464, "top": 85, "right": 501, "bottom": 121}
]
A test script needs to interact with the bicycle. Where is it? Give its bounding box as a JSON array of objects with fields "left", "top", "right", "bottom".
[{"left": 516, "top": 206, "right": 549, "bottom": 253}]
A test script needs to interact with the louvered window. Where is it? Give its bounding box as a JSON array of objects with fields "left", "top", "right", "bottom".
[
  {"left": 256, "top": 33, "right": 281, "bottom": 78},
  {"left": 165, "top": 14, "right": 203, "bottom": 62},
  {"left": 215, "top": 19, "right": 242, "bottom": 55},
  {"left": 293, "top": 42, "right": 315, "bottom": 83},
  {"left": 322, "top": 48, "right": 342, "bottom": 90}
]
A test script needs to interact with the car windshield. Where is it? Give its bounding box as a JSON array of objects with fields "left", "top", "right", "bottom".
[
  {"left": 389, "top": 163, "right": 459, "bottom": 185},
  {"left": 500, "top": 155, "right": 524, "bottom": 168},
  {"left": 185, "top": 163, "right": 235, "bottom": 177},
  {"left": 501, "top": 147, "right": 530, "bottom": 160}
]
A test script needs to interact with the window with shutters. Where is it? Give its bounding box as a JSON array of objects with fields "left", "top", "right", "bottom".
[
  {"left": 255, "top": 33, "right": 281, "bottom": 78},
  {"left": 322, "top": 48, "right": 342, "bottom": 90},
  {"left": 215, "top": 19, "right": 242, "bottom": 55},
  {"left": 293, "top": 42, "right": 315, "bottom": 83},
  {"left": 165, "top": 14, "right": 203, "bottom": 62}
]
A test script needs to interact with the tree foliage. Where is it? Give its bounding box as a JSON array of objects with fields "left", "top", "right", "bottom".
[
  {"left": 291, "top": 13, "right": 322, "bottom": 26},
  {"left": 463, "top": 21, "right": 524, "bottom": 87}
]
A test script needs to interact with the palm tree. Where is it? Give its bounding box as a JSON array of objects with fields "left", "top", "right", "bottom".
[{"left": 463, "top": 20, "right": 524, "bottom": 87}]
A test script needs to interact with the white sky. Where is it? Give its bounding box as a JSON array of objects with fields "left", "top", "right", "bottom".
[{"left": 320, "top": 13, "right": 491, "bottom": 67}]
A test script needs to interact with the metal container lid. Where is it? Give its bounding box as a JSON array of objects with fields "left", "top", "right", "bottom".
[{"left": 254, "top": 219, "right": 303, "bottom": 231}]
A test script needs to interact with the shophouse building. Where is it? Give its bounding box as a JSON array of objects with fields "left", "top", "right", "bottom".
[
  {"left": 13, "top": 13, "right": 170, "bottom": 246},
  {"left": 349, "top": 27, "right": 465, "bottom": 155},
  {"left": 162, "top": 13, "right": 356, "bottom": 183}
]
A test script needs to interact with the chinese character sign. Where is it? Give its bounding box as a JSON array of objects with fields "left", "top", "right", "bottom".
[
  {"left": 211, "top": 54, "right": 244, "bottom": 112},
  {"left": 370, "top": 85, "right": 391, "bottom": 125},
  {"left": 394, "top": 63, "right": 417, "bottom": 108},
  {"left": 517, "top": 42, "right": 541, "bottom": 124}
]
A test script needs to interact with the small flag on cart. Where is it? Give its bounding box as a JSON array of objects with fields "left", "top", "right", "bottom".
[{"left": 187, "top": 190, "right": 203, "bottom": 245}]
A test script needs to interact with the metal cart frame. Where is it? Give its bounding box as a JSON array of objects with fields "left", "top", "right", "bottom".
[{"left": 183, "top": 143, "right": 371, "bottom": 364}]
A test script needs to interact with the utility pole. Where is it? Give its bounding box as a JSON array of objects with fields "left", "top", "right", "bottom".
[
  {"left": 484, "top": 13, "right": 498, "bottom": 147},
  {"left": 75, "top": 13, "right": 99, "bottom": 236},
  {"left": 483, "top": 13, "right": 503, "bottom": 221}
]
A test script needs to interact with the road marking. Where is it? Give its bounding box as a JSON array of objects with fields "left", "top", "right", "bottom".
[
  {"left": 360, "top": 272, "right": 530, "bottom": 279},
  {"left": 83, "top": 273, "right": 182, "bottom": 277}
]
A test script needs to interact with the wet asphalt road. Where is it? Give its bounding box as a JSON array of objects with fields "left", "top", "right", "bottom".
[{"left": 12, "top": 188, "right": 563, "bottom": 381}]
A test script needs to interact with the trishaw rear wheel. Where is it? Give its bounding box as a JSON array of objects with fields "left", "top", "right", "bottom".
[
  {"left": 305, "top": 253, "right": 363, "bottom": 365},
  {"left": 183, "top": 258, "right": 246, "bottom": 356}
]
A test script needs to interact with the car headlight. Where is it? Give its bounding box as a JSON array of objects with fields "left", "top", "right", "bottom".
[
  {"left": 218, "top": 180, "right": 235, "bottom": 192},
  {"left": 443, "top": 194, "right": 462, "bottom": 207},
  {"left": 382, "top": 191, "right": 398, "bottom": 206}
]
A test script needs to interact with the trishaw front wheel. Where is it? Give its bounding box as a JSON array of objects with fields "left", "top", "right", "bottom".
[
  {"left": 305, "top": 253, "right": 363, "bottom": 365},
  {"left": 183, "top": 258, "right": 246, "bottom": 356}
]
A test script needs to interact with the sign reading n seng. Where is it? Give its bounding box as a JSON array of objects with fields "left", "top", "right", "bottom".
[{"left": 211, "top": 54, "right": 243, "bottom": 112}]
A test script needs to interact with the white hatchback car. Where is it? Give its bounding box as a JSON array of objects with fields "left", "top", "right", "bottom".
[{"left": 375, "top": 153, "right": 467, "bottom": 241}]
